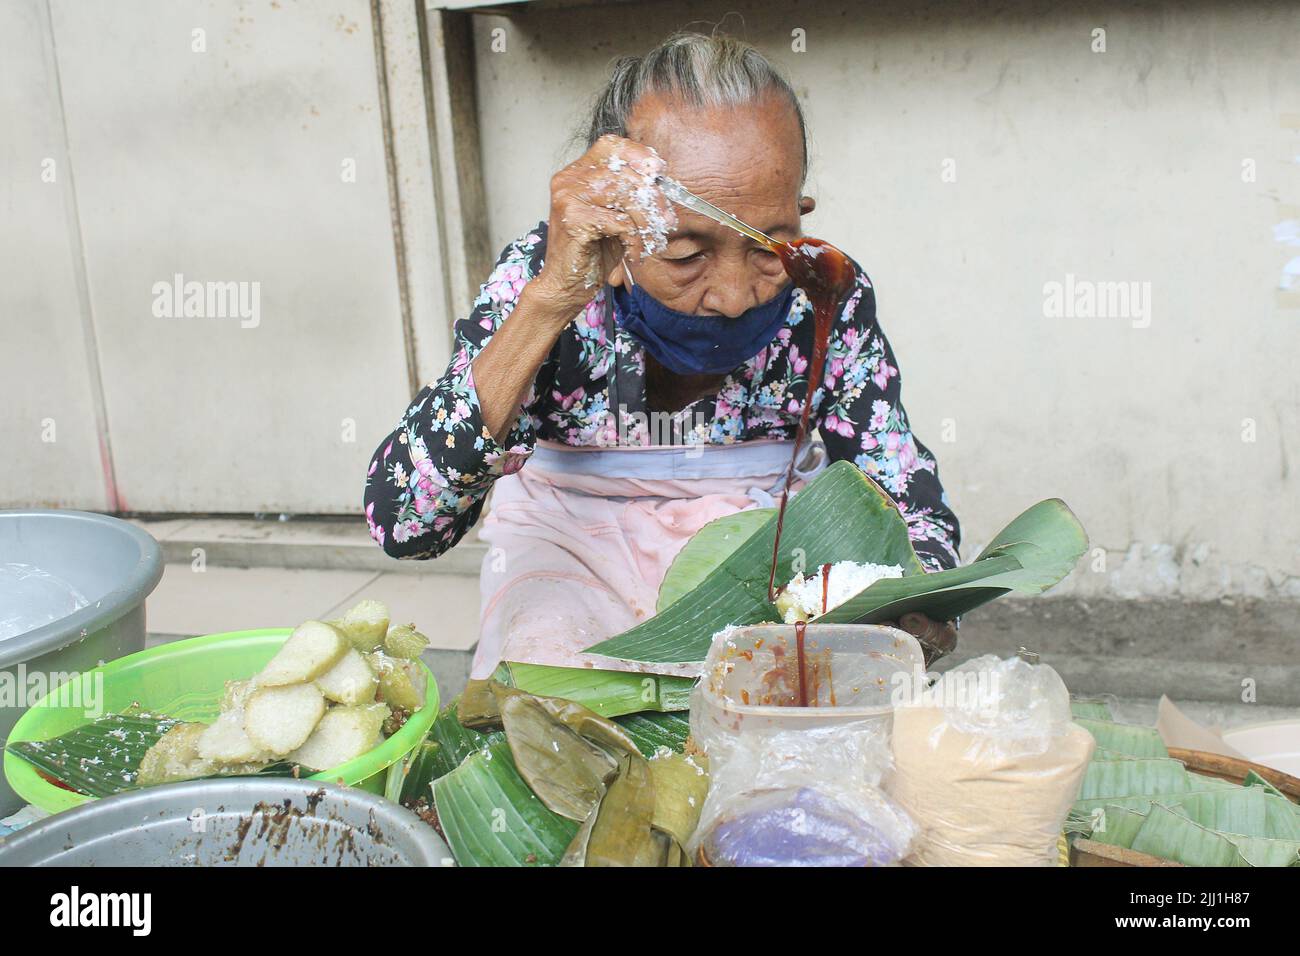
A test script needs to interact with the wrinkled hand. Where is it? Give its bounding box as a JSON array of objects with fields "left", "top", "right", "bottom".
[
  {"left": 888, "top": 612, "right": 958, "bottom": 667},
  {"left": 531, "top": 134, "right": 677, "bottom": 315}
]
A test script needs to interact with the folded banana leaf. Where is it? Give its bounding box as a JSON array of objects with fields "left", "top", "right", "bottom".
[
  {"left": 437, "top": 684, "right": 707, "bottom": 867},
  {"left": 581, "top": 753, "right": 667, "bottom": 867},
  {"left": 646, "top": 751, "right": 709, "bottom": 849},
  {"left": 1069, "top": 698, "right": 1115, "bottom": 721},
  {"left": 1075, "top": 718, "right": 1169, "bottom": 758},
  {"left": 505, "top": 662, "right": 694, "bottom": 717},
  {"left": 586, "top": 461, "right": 1086, "bottom": 664},
  {"left": 1076, "top": 758, "right": 1194, "bottom": 805},
  {"left": 614, "top": 711, "right": 692, "bottom": 757},
  {"left": 1243, "top": 769, "right": 1288, "bottom": 801},
  {"left": 1071, "top": 723, "right": 1300, "bottom": 866},
  {"left": 1085, "top": 805, "right": 1151, "bottom": 848},
  {"left": 495, "top": 686, "right": 624, "bottom": 821},
  {"left": 432, "top": 737, "right": 580, "bottom": 867},
  {"left": 1129, "top": 804, "right": 1251, "bottom": 867}
]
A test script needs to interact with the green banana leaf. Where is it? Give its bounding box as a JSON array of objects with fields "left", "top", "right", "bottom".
[
  {"left": 1077, "top": 758, "right": 1194, "bottom": 803},
  {"left": 646, "top": 752, "right": 709, "bottom": 849},
  {"left": 585, "top": 461, "right": 1086, "bottom": 664},
  {"left": 614, "top": 711, "right": 692, "bottom": 757},
  {"left": 657, "top": 508, "right": 773, "bottom": 611},
  {"left": 1075, "top": 718, "right": 1169, "bottom": 758},
  {"left": 1173, "top": 788, "right": 1300, "bottom": 841},
  {"left": 1085, "top": 805, "right": 1151, "bottom": 848},
  {"left": 1129, "top": 804, "right": 1250, "bottom": 867},
  {"left": 1243, "top": 770, "right": 1288, "bottom": 801},
  {"left": 1083, "top": 795, "right": 1300, "bottom": 866},
  {"left": 1070, "top": 735, "right": 1300, "bottom": 866},
  {"left": 432, "top": 737, "right": 580, "bottom": 867},
  {"left": 1187, "top": 771, "right": 1244, "bottom": 791},
  {"left": 6, "top": 711, "right": 304, "bottom": 798},
  {"left": 1070, "top": 698, "right": 1115, "bottom": 721},
  {"left": 581, "top": 753, "right": 667, "bottom": 867},
  {"left": 506, "top": 662, "right": 694, "bottom": 717},
  {"left": 494, "top": 686, "right": 624, "bottom": 821}
]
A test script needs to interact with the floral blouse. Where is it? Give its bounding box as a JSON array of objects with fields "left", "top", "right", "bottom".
[{"left": 364, "top": 222, "right": 961, "bottom": 572}]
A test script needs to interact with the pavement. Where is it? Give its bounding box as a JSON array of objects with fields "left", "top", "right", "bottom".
[{"left": 128, "top": 515, "right": 1300, "bottom": 730}]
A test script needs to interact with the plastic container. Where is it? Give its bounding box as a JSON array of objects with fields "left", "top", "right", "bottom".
[
  {"left": 0, "top": 777, "right": 451, "bottom": 866},
  {"left": 691, "top": 623, "right": 925, "bottom": 744},
  {"left": 0, "top": 510, "right": 163, "bottom": 815},
  {"left": 3, "top": 628, "right": 439, "bottom": 814}
]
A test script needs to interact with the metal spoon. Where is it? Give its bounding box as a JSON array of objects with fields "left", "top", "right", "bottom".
[{"left": 656, "top": 176, "right": 779, "bottom": 251}]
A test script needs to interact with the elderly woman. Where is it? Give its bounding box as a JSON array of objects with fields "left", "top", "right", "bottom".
[{"left": 365, "top": 33, "right": 961, "bottom": 679}]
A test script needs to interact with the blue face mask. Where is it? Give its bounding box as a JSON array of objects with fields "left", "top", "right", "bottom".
[{"left": 610, "top": 276, "right": 795, "bottom": 376}]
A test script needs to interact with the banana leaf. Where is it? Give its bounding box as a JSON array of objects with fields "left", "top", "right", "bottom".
[
  {"left": 1172, "top": 788, "right": 1300, "bottom": 841},
  {"left": 1075, "top": 718, "right": 1169, "bottom": 758},
  {"left": 1077, "top": 758, "right": 1194, "bottom": 803},
  {"left": 494, "top": 686, "right": 623, "bottom": 821},
  {"left": 646, "top": 752, "right": 709, "bottom": 848},
  {"left": 505, "top": 662, "right": 694, "bottom": 717},
  {"left": 6, "top": 711, "right": 303, "bottom": 798},
  {"left": 1085, "top": 805, "right": 1151, "bottom": 848},
  {"left": 385, "top": 698, "right": 504, "bottom": 804},
  {"left": 432, "top": 737, "right": 580, "bottom": 867},
  {"left": 1187, "top": 771, "right": 1243, "bottom": 791},
  {"left": 1129, "top": 805, "right": 1250, "bottom": 867},
  {"left": 581, "top": 753, "right": 667, "bottom": 867},
  {"left": 614, "top": 711, "right": 692, "bottom": 757},
  {"left": 1085, "top": 796, "right": 1300, "bottom": 867},
  {"left": 657, "top": 508, "right": 773, "bottom": 611},
  {"left": 1070, "top": 698, "right": 1114, "bottom": 721},
  {"left": 586, "top": 461, "right": 1086, "bottom": 664},
  {"left": 1243, "top": 769, "right": 1288, "bottom": 801}
]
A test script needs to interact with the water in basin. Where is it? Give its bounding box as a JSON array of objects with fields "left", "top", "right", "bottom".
[{"left": 0, "top": 562, "right": 90, "bottom": 641}]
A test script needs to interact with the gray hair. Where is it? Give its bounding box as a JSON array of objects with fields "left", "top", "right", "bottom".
[{"left": 586, "top": 31, "right": 808, "bottom": 184}]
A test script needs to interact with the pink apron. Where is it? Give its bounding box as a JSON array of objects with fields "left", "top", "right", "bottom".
[{"left": 472, "top": 438, "right": 828, "bottom": 679}]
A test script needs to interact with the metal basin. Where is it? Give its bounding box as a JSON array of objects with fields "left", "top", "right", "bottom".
[
  {"left": 0, "top": 510, "right": 163, "bottom": 815},
  {"left": 0, "top": 778, "right": 452, "bottom": 866}
]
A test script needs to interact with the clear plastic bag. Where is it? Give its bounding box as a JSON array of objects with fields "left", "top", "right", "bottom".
[
  {"left": 885, "top": 654, "right": 1096, "bottom": 866},
  {"left": 689, "top": 716, "right": 917, "bottom": 867}
]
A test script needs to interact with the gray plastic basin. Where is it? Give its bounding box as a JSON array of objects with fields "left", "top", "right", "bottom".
[
  {"left": 0, "top": 778, "right": 452, "bottom": 867},
  {"left": 0, "top": 510, "right": 163, "bottom": 815}
]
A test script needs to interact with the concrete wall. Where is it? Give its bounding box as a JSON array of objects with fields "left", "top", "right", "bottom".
[
  {"left": 470, "top": 0, "right": 1300, "bottom": 600},
  {"left": 1, "top": 0, "right": 446, "bottom": 514}
]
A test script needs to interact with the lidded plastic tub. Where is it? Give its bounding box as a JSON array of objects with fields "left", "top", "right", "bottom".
[{"left": 690, "top": 623, "right": 925, "bottom": 744}]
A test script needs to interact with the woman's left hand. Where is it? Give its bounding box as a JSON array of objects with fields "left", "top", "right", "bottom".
[{"left": 892, "top": 612, "right": 958, "bottom": 667}]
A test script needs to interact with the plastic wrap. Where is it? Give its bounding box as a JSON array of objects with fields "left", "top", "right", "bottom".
[
  {"left": 0, "top": 563, "right": 89, "bottom": 642},
  {"left": 689, "top": 717, "right": 917, "bottom": 867},
  {"left": 885, "top": 654, "right": 1095, "bottom": 866}
]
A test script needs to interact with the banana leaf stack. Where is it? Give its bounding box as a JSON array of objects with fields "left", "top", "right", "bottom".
[
  {"left": 1065, "top": 700, "right": 1300, "bottom": 866},
  {"left": 386, "top": 670, "right": 703, "bottom": 867}
]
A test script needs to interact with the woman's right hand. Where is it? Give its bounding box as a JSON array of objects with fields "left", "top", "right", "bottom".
[{"left": 529, "top": 134, "right": 678, "bottom": 316}]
